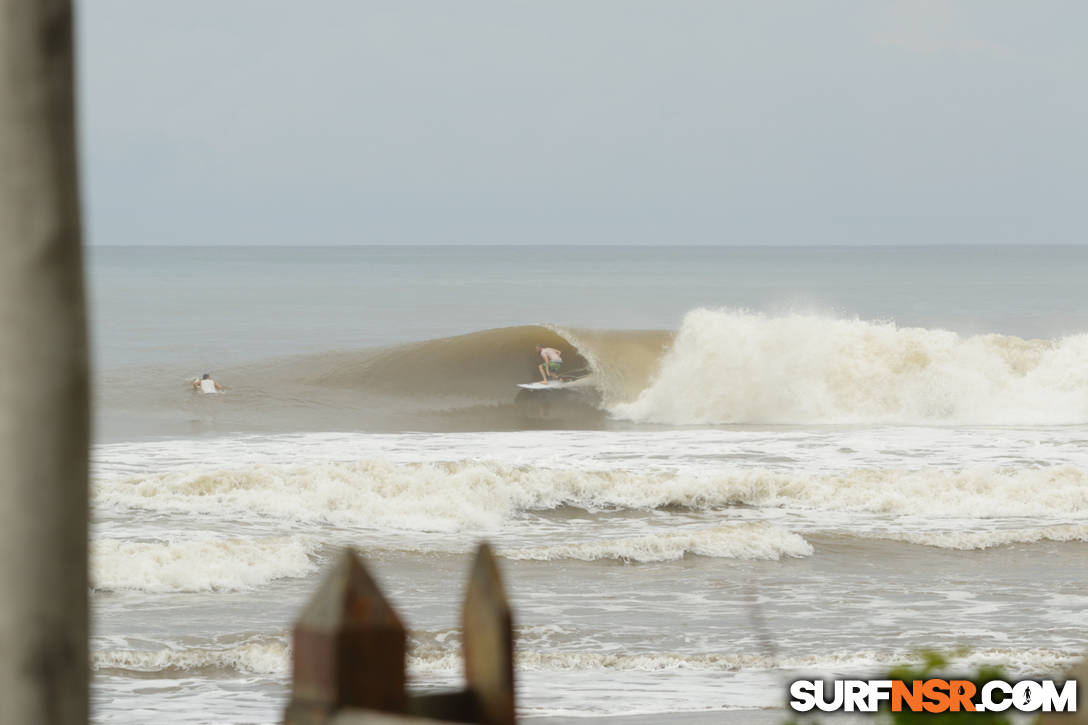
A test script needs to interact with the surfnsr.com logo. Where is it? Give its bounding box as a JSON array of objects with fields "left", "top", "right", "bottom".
[{"left": 789, "top": 678, "right": 1077, "bottom": 714}]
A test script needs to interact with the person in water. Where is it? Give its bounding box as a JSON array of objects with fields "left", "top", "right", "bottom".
[
  {"left": 192, "top": 373, "right": 223, "bottom": 394},
  {"left": 536, "top": 345, "right": 562, "bottom": 383}
]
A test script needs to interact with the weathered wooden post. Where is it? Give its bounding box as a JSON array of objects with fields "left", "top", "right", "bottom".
[
  {"left": 462, "top": 544, "right": 515, "bottom": 725},
  {"left": 287, "top": 545, "right": 516, "bottom": 725},
  {"left": 0, "top": 1, "right": 89, "bottom": 724},
  {"left": 285, "top": 550, "right": 408, "bottom": 725}
]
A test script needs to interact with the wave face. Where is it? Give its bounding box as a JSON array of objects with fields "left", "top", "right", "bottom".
[
  {"left": 98, "top": 324, "right": 671, "bottom": 437},
  {"left": 297, "top": 324, "right": 669, "bottom": 404},
  {"left": 611, "top": 309, "right": 1088, "bottom": 425}
]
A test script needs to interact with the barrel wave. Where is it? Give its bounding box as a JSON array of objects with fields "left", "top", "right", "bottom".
[
  {"left": 301, "top": 324, "right": 668, "bottom": 405},
  {"left": 103, "top": 310, "right": 1088, "bottom": 437}
]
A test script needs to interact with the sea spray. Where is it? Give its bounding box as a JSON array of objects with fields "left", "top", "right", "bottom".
[{"left": 611, "top": 309, "right": 1088, "bottom": 425}]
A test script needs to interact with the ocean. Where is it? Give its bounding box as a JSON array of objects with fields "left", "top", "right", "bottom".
[{"left": 89, "top": 245, "right": 1088, "bottom": 723}]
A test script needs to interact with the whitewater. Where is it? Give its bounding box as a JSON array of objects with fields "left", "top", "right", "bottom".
[
  {"left": 88, "top": 245, "right": 1088, "bottom": 723},
  {"left": 608, "top": 309, "right": 1088, "bottom": 425}
]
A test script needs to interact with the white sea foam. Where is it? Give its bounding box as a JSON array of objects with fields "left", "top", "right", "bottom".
[
  {"left": 408, "top": 646, "right": 1081, "bottom": 678},
  {"left": 855, "top": 524, "right": 1088, "bottom": 550},
  {"left": 93, "top": 636, "right": 1079, "bottom": 681},
  {"left": 94, "top": 638, "right": 289, "bottom": 675},
  {"left": 505, "top": 522, "right": 813, "bottom": 562},
  {"left": 96, "top": 460, "right": 529, "bottom": 532},
  {"left": 611, "top": 309, "right": 1088, "bottom": 425},
  {"left": 93, "top": 425, "right": 1088, "bottom": 480},
  {"left": 96, "top": 460, "right": 1088, "bottom": 532},
  {"left": 91, "top": 536, "right": 321, "bottom": 592}
]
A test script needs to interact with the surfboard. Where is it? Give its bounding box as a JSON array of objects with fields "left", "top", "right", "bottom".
[{"left": 516, "top": 381, "right": 568, "bottom": 390}]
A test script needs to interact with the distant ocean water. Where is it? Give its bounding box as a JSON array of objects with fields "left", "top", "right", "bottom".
[{"left": 88, "top": 245, "right": 1088, "bottom": 723}]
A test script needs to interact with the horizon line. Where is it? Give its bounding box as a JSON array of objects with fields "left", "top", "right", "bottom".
[{"left": 85, "top": 241, "right": 1087, "bottom": 248}]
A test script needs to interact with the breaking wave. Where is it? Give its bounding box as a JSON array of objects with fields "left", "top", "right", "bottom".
[
  {"left": 94, "top": 636, "right": 289, "bottom": 675},
  {"left": 97, "top": 459, "right": 1088, "bottom": 531},
  {"left": 108, "top": 310, "right": 1088, "bottom": 432},
  {"left": 303, "top": 310, "right": 1088, "bottom": 426},
  {"left": 612, "top": 309, "right": 1088, "bottom": 425},
  {"left": 91, "top": 536, "right": 321, "bottom": 592},
  {"left": 854, "top": 524, "right": 1088, "bottom": 551},
  {"left": 505, "top": 523, "right": 813, "bottom": 562}
]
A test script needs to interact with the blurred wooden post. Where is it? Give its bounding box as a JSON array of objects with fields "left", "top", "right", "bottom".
[
  {"left": 0, "top": 1, "right": 89, "bottom": 724},
  {"left": 462, "top": 544, "right": 515, "bottom": 725},
  {"left": 285, "top": 550, "right": 407, "bottom": 725},
  {"left": 287, "top": 545, "right": 515, "bottom": 725}
]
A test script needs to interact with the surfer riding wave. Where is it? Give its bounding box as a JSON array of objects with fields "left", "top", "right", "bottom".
[{"left": 536, "top": 345, "right": 563, "bottom": 383}]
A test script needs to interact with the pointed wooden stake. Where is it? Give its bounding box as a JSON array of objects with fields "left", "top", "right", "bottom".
[
  {"left": 285, "top": 549, "right": 406, "bottom": 725},
  {"left": 462, "top": 543, "right": 515, "bottom": 725}
]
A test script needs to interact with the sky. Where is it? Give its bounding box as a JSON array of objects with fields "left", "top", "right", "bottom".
[{"left": 77, "top": 1, "right": 1087, "bottom": 245}]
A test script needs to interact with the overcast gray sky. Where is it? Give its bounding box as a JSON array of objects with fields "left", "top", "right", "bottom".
[{"left": 78, "top": 1, "right": 1087, "bottom": 245}]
